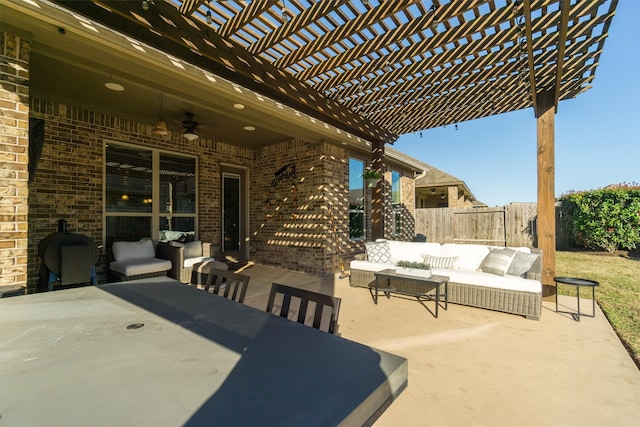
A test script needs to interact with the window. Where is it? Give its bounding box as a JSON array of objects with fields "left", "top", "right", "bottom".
[
  {"left": 349, "top": 158, "right": 365, "bottom": 240},
  {"left": 105, "top": 143, "right": 196, "bottom": 246},
  {"left": 391, "top": 171, "right": 402, "bottom": 236}
]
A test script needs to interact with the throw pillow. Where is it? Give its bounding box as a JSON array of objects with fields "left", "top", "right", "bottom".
[
  {"left": 365, "top": 241, "right": 391, "bottom": 263},
  {"left": 423, "top": 254, "right": 458, "bottom": 269},
  {"left": 184, "top": 240, "right": 203, "bottom": 258},
  {"left": 112, "top": 240, "right": 155, "bottom": 261},
  {"left": 506, "top": 252, "right": 539, "bottom": 277},
  {"left": 479, "top": 248, "right": 516, "bottom": 276}
]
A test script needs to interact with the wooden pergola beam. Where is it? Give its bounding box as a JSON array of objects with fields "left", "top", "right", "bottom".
[
  {"left": 553, "top": 0, "right": 571, "bottom": 111},
  {"left": 218, "top": 0, "right": 279, "bottom": 38},
  {"left": 536, "top": 89, "right": 556, "bottom": 298},
  {"left": 178, "top": 0, "right": 204, "bottom": 15},
  {"left": 273, "top": 0, "right": 420, "bottom": 69},
  {"left": 523, "top": 0, "right": 538, "bottom": 114},
  {"left": 249, "top": 0, "right": 350, "bottom": 54}
]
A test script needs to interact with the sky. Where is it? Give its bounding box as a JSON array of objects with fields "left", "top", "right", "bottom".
[{"left": 393, "top": 0, "right": 640, "bottom": 207}]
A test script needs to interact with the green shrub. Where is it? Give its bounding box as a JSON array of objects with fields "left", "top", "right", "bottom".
[{"left": 559, "top": 183, "right": 640, "bottom": 252}]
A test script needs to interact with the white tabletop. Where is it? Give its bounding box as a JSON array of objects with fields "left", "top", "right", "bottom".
[{"left": 0, "top": 278, "right": 407, "bottom": 426}]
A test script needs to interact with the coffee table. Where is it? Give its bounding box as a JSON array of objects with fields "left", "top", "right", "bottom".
[{"left": 374, "top": 269, "right": 449, "bottom": 318}]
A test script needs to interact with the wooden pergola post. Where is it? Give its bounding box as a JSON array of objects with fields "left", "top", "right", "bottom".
[
  {"left": 536, "top": 89, "right": 557, "bottom": 299},
  {"left": 371, "top": 139, "right": 385, "bottom": 241}
]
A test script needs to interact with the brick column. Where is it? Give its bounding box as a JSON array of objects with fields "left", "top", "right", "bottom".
[{"left": 0, "top": 31, "right": 30, "bottom": 289}]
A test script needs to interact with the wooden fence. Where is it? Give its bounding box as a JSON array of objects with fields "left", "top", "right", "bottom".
[{"left": 415, "top": 203, "right": 570, "bottom": 248}]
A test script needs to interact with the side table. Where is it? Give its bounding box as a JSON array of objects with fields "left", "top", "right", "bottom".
[{"left": 554, "top": 276, "right": 599, "bottom": 322}]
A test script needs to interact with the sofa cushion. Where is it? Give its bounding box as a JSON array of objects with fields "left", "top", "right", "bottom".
[
  {"left": 479, "top": 248, "right": 517, "bottom": 276},
  {"left": 507, "top": 252, "right": 539, "bottom": 277},
  {"left": 387, "top": 241, "right": 441, "bottom": 264},
  {"left": 350, "top": 259, "right": 392, "bottom": 273},
  {"left": 109, "top": 258, "right": 172, "bottom": 277},
  {"left": 184, "top": 241, "right": 202, "bottom": 258},
  {"left": 423, "top": 254, "right": 458, "bottom": 269},
  {"left": 184, "top": 256, "right": 214, "bottom": 268},
  {"left": 112, "top": 240, "right": 155, "bottom": 262},
  {"left": 431, "top": 268, "right": 541, "bottom": 293},
  {"left": 365, "top": 241, "right": 391, "bottom": 263},
  {"left": 440, "top": 244, "right": 490, "bottom": 270}
]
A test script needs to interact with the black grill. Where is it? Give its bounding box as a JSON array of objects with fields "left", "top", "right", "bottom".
[{"left": 38, "top": 220, "right": 99, "bottom": 292}]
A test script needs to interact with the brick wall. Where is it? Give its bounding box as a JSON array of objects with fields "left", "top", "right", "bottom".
[
  {"left": 24, "top": 97, "right": 384, "bottom": 285},
  {"left": 399, "top": 174, "right": 416, "bottom": 240},
  {"left": 21, "top": 95, "right": 417, "bottom": 286},
  {"left": 27, "top": 98, "right": 251, "bottom": 290},
  {"left": 0, "top": 31, "right": 30, "bottom": 290},
  {"left": 249, "top": 140, "right": 346, "bottom": 275}
]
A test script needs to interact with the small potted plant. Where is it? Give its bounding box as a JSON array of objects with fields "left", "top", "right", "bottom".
[
  {"left": 396, "top": 260, "right": 432, "bottom": 277},
  {"left": 362, "top": 169, "right": 382, "bottom": 188}
]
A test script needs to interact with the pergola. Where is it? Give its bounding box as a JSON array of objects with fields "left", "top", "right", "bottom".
[{"left": 52, "top": 0, "right": 618, "bottom": 294}]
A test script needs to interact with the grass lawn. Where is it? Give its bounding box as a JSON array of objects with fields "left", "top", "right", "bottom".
[{"left": 556, "top": 251, "right": 639, "bottom": 368}]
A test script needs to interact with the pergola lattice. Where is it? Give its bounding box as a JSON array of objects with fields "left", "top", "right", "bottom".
[{"left": 58, "top": 0, "right": 617, "bottom": 143}]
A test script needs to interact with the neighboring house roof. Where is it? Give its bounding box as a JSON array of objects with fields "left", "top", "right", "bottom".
[
  {"left": 414, "top": 163, "right": 479, "bottom": 203},
  {"left": 377, "top": 147, "right": 484, "bottom": 206},
  {"left": 386, "top": 146, "right": 430, "bottom": 174}
]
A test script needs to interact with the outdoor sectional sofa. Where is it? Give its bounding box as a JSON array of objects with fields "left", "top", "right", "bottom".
[{"left": 349, "top": 240, "right": 543, "bottom": 320}]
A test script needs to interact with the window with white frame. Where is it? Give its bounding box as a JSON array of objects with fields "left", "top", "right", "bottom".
[
  {"left": 349, "top": 158, "right": 365, "bottom": 240},
  {"left": 105, "top": 143, "right": 196, "bottom": 247}
]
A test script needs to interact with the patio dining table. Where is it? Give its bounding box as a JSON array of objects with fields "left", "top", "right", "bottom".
[{"left": 0, "top": 277, "right": 407, "bottom": 426}]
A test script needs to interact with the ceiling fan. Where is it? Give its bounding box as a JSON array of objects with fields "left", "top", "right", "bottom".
[{"left": 182, "top": 112, "right": 199, "bottom": 141}]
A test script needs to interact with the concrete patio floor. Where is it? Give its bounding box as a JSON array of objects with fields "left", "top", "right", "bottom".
[{"left": 239, "top": 264, "right": 640, "bottom": 427}]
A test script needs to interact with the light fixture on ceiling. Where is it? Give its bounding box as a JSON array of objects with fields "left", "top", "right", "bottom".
[
  {"left": 455, "top": 124, "right": 458, "bottom": 130},
  {"left": 233, "top": 103, "right": 245, "bottom": 110},
  {"left": 152, "top": 93, "right": 169, "bottom": 137},
  {"left": 281, "top": 1, "right": 292, "bottom": 22},
  {"left": 104, "top": 74, "right": 124, "bottom": 92},
  {"left": 206, "top": 10, "right": 213, "bottom": 24},
  {"left": 431, "top": 188, "right": 436, "bottom": 194},
  {"left": 182, "top": 112, "right": 199, "bottom": 141},
  {"left": 141, "top": 0, "right": 155, "bottom": 11},
  {"left": 429, "top": 3, "right": 438, "bottom": 31},
  {"left": 243, "top": 125, "right": 255, "bottom": 131},
  {"left": 441, "top": 192, "right": 446, "bottom": 199}
]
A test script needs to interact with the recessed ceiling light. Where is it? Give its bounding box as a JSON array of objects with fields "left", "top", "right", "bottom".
[
  {"left": 243, "top": 125, "right": 255, "bottom": 131},
  {"left": 234, "top": 103, "right": 245, "bottom": 110},
  {"left": 105, "top": 81, "right": 125, "bottom": 92}
]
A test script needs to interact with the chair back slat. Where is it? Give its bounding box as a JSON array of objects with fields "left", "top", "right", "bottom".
[
  {"left": 281, "top": 294, "right": 292, "bottom": 318},
  {"left": 312, "top": 303, "right": 324, "bottom": 330},
  {"left": 204, "top": 268, "right": 250, "bottom": 303},
  {"left": 297, "top": 299, "right": 309, "bottom": 324},
  {"left": 266, "top": 283, "right": 342, "bottom": 334}
]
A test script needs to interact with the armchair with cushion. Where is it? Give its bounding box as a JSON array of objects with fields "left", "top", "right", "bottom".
[
  {"left": 156, "top": 240, "right": 214, "bottom": 283},
  {"left": 108, "top": 240, "right": 172, "bottom": 282}
]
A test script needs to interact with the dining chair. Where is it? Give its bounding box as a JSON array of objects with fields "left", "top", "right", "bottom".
[
  {"left": 266, "top": 283, "right": 342, "bottom": 334},
  {"left": 204, "top": 268, "right": 250, "bottom": 303}
]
